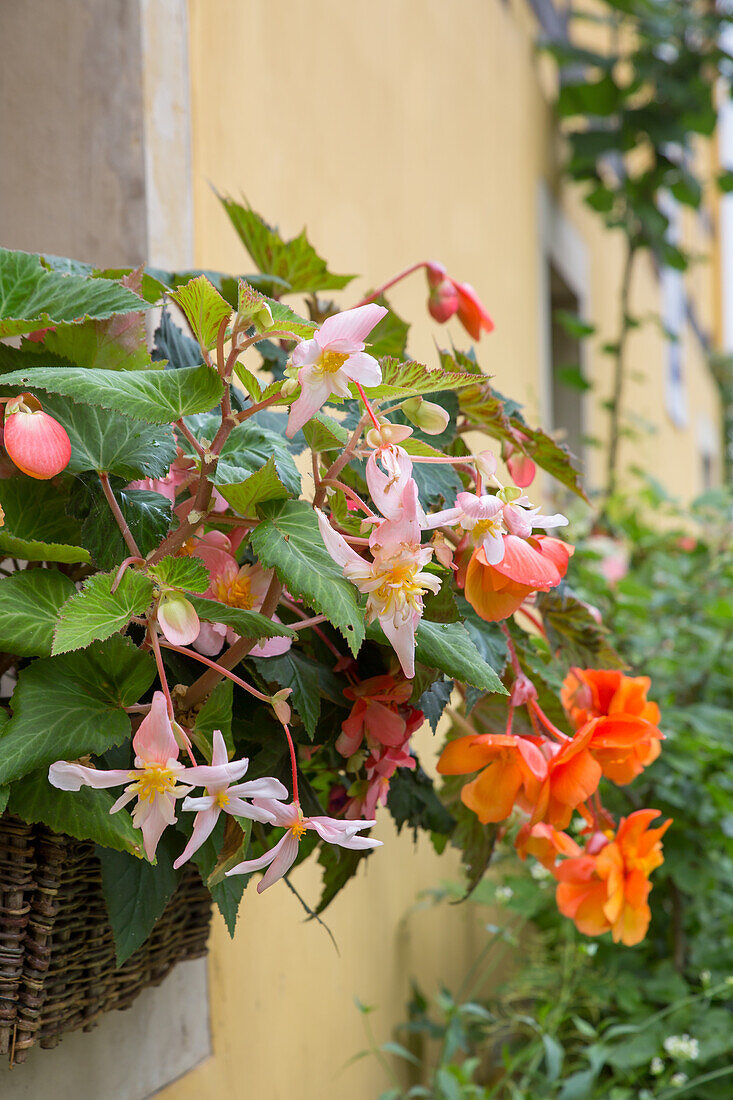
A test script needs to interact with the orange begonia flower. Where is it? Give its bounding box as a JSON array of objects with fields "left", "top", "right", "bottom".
[
  {"left": 555, "top": 809, "right": 671, "bottom": 946},
  {"left": 437, "top": 734, "right": 546, "bottom": 824},
  {"left": 515, "top": 821, "right": 581, "bottom": 868},
  {"left": 561, "top": 669, "right": 663, "bottom": 783},
  {"left": 529, "top": 725, "right": 602, "bottom": 830},
  {"left": 561, "top": 668, "right": 661, "bottom": 729},
  {"left": 585, "top": 714, "right": 663, "bottom": 785},
  {"left": 465, "top": 535, "right": 573, "bottom": 623}
]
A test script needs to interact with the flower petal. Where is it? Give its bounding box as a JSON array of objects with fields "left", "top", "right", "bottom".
[
  {"left": 132, "top": 691, "right": 179, "bottom": 766},
  {"left": 48, "top": 762, "right": 131, "bottom": 791},
  {"left": 173, "top": 807, "right": 220, "bottom": 869},
  {"left": 316, "top": 304, "right": 387, "bottom": 348}
]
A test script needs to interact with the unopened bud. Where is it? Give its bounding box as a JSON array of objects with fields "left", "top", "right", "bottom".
[
  {"left": 3, "top": 397, "right": 71, "bottom": 479},
  {"left": 425, "top": 261, "right": 448, "bottom": 289},
  {"left": 365, "top": 419, "right": 413, "bottom": 449},
  {"left": 474, "top": 450, "right": 498, "bottom": 481},
  {"left": 497, "top": 485, "right": 522, "bottom": 504},
  {"left": 271, "top": 689, "right": 292, "bottom": 725},
  {"left": 403, "top": 397, "right": 450, "bottom": 435},
  {"left": 281, "top": 377, "right": 299, "bottom": 397},
  {"left": 506, "top": 450, "right": 536, "bottom": 488},
  {"left": 427, "top": 279, "right": 459, "bottom": 324},
  {"left": 510, "top": 674, "right": 537, "bottom": 707},
  {"left": 157, "top": 594, "right": 200, "bottom": 647}
]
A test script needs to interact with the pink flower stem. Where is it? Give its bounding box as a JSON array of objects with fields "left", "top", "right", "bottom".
[
  {"left": 282, "top": 722, "right": 300, "bottom": 805},
  {"left": 313, "top": 412, "right": 372, "bottom": 508},
  {"left": 148, "top": 626, "right": 175, "bottom": 717},
  {"left": 99, "top": 472, "right": 142, "bottom": 558},
  {"left": 352, "top": 262, "right": 427, "bottom": 308},
  {"left": 500, "top": 624, "right": 523, "bottom": 678},
  {"left": 110, "top": 555, "right": 144, "bottom": 595},
  {"left": 353, "top": 381, "right": 381, "bottom": 431},
  {"left": 505, "top": 705, "right": 515, "bottom": 737},
  {"left": 516, "top": 607, "right": 549, "bottom": 642},
  {"left": 290, "top": 614, "right": 328, "bottom": 631},
  {"left": 321, "top": 478, "right": 376, "bottom": 516},
  {"left": 235, "top": 393, "right": 284, "bottom": 423},
  {"left": 528, "top": 698, "right": 570, "bottom": 743},
  {"left": 280, "top": 597, "right": 344, "bottom": 660},
  {"left": 158, "top": 640, "right": 275, "bottom": 705}
]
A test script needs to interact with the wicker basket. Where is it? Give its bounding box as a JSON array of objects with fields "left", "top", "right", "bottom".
[{"left": 0, "top": 813, "right": 212, "bottom": 1065}]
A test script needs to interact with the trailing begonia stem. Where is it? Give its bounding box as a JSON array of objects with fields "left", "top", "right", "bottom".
[
  {"left": 176, "top": 417, "right": 206, "bottom": 457},
  {"left": 181, "top": 574, "right": 283, "bottom": 709},
  {"left": 500, "top": 624, "right": 523, "bottom": 678},
  {"left": 159, "top": 640, "right": 277, "bottom": 705},
  {"left": 282, "top": 722, "right": 300, "bottom": 805},
  {"left": 353, "top": 381, "right": 381, "bottom": 431},
  {"left": 352, "top": 261, "right": 426, "bottom": 308},
  {"left": 321, "top": 478, "right": 376, "bottom": 516},
  {"left": 99, "top": 472, "right": 142, "bottom": 558},
  {"left": 110, "top": 556, "right": 144, "bottom": 595},
  {"left": 528, "top": 697, "right": 570, "bottom": 742},
  {"left": 149, "top": 627, "right": 175, "bottom": 718},
  {"left": 313, "top": 411, "right": 372, "bottom": 508}
]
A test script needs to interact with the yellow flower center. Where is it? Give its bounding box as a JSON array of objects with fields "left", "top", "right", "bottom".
[
  {"left": 472, "top": 517, "right": 502, "bottom": 541},
  {"left": 215, "top": 790, "right": 231, "bottom": 809},
  {"left": 290, "top": 821, "right": 307, "bottom": 840},
  {"left": 128, "top": 764, "right": 180, "bottom": 804},
  {"left": 316, "top": 350, "right": 349, "bottom": 375},
  {"left": 213, "top": 574, "right": 254, "bottom": 610},
  {"left": 374, "top": 559, "right": 428, "bottom": 614}
]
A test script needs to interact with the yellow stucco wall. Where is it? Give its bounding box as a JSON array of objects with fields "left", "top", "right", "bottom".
[{"left": 159, "top": 3, "right": 724, "bottom": 1097}]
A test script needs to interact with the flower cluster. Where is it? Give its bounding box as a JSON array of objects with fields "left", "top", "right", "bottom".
[
  {"left": 439, "top": 668, "right": 670, "bottom": 944},
  {"left": 49, "top": 692, "right": 381, "bottom": 887}
]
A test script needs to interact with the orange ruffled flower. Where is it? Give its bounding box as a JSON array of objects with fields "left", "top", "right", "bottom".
[
  {"left": 555, "top": 809, "right": 671, "bottom": 946},
  {"left": 465, "top": 535, "right": 573, "bottom": 623},
  {"left": 529, "top": 724, "right": 602, "bottom": 830},
  {"left": 515, "top": 821, "right": 581, "bottom": 868},
  {"left": 437, "top": 733, "right": 546, "bottom": 824},
  {"left": 561, "top": 667, "right": 661, "bottom": 729},
  {"left": 562, "top": 669, "right": 663, "bottom": 784}
]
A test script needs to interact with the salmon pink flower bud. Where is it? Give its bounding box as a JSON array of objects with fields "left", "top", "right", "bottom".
[
  {"left": 3, "top": 397, "right": 71, "bottom": 479},
  {"left": 453, "top": 281, "right": 494, "bottom": 341},
  {"left": 365, "top": 420, "right": 413, "bottom": 449},
  {"left": 428, "top": 279, "right": 459, "bottom": 324},
  {"left": 157, "top": 593, "right": 200, "bottom": 646},
  {"left": 425, "top": 260, "right": 448, "bottom": 288},
  {"left": 403, "top": 397, "right": 450, "bottom": 435},
  {"left": 271, "top": 689, "right": 292, "bottom": 725},
  {"left": 506, "top": 450, "right": 536, "bottom": 488},
  {"left": 474, "top": 450, "right": 498, "bottom": 481}
]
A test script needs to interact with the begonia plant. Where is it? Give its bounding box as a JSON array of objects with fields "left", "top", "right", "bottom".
[{"left": 0, "top": 199, "right": 668, "bottom": 959}]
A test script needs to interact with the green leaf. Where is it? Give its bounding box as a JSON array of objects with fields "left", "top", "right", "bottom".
[
  {"left": 537, "top": 588, "right": 625, "bottom": 668},
  {"left": 251, "top": 650, "right": 321, "bottom": 739},
  {"left": 40, "top": 300, "right": 153, "bottom": 373},
  {"left": 211, "top": 420, "right": 301, "bottom": 492},
  {"left": 0, "top": 532, "right": 91, "bottom": 564},
  {"left": 233, "top": 362, "right": 263, "bottom": 401},
  {"left": 237, "top": 279, "right": 316, "bottom": 338},
  {"left": 189, "top": 814, "right": 246, "bottom": 936},
  {"left": 70, "top": 485, "right": 172, "bottom": 571},
  {"left": 149, "top": 555, "right": 210, "bottom": 593},
  {"left": 7, "top": 769, "right": 142, "bottom": 856},
  {"left": 558, "top": 75, "right": 621, "bottom": 119},
  {"left": 365, "top": 356, "right": 478, "bottom": 399},
  {"left": 188, "top": 595, "right": 296, "bottom": 640},
  {"left": 0, "top": 635, "right": 155, "bottom": 785},
  {"left": 250, "top": 500, "right": 365, "bottom": 655},
  {"left": 220, "top": 196, "right": 355, "bottom": 293},
  {"left": 193, "top": 679, "right": 234, "bottom": 757},
  {"left": 0, "top": 569, "right": 76, "bottom": 656},
  {"left": 302, "top": 411, "right": 350, "bottom": 453},
  {"left": 53, "top": 569, "right": 154, "bottom": 654},
  {"left": 0, "top": 248, "right": 146, "bottom": 339},
  {"left": 152, "top": 308, "right": 205, "bottom": 370},
  {"left": 414, "top": 621, "right": 507, "bottom": 693},
  {"left": 0, "top": 479, "right": 89, "bottom": 563},
  {"left": 367, "top": 299, "right": 410, "bottom": 359},
  {"left": 0, "top": 364, "right": 225, "bottom": 424},
  {"left": 316, "top": 843, "right": 372, "bottom": 915},
  {"left": 218, "top": 457, "right": 292, "bottom": 515},
  {"left": 98, "top": 839, "right": 180, "bottom": 964},
  {"left": 0, "top": 478, "right": 83, "bottom": 544},
  {"left": 387, "top": 765, "right": 455, "bottom": 837},
  {"left": 169, "top": 274, "right": 231, "bottom": 349},
  {"left": 40, "top": 394, "right": 176, "bottom": 480}
]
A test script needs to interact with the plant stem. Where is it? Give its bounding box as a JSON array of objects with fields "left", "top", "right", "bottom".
[
  {"left": 352, "top": 261, "right": 427, "bottom": 308},
  {"left": 604, "top": 241, "right": 637, "bottom": 500},
  {"left": 99, "top": 473, "right": 142, "bottom": 558},
  {"left": 313, "top": 412, "right": 371, "bottom": 508}
]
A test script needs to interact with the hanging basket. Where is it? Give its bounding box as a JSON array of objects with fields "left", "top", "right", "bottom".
[{"left": 0, "top": 813, "right": 212, "bottom": 1066}]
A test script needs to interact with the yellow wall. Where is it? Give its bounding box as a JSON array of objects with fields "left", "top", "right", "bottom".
[{"left": 160, "top": 2, "right": 724, "bottom": 1097}]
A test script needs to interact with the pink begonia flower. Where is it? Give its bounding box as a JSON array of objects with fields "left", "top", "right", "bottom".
[
  {"left": 48, "top": 692, "right": 203, "bottom": 861},
  {"left": 426, "top": 492, "right": 567, "bottom": 565},
  {"left": 285, "top": 303, "right": 387, "bottom": 438},
  {"left": 226, "top": 799, "right": 382, "bottom": 892},
  {"left": 366, "top": 443, "right": 420, "bottom": 523},
  {"left": 173, "top": 729, "right": 289, "bottom": 869},
  {"left": 191, "top": 539, "right": 291, "bottom": 659},
  {"left": 317, "top": 479, "right": 440, "bottom": 678}
]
